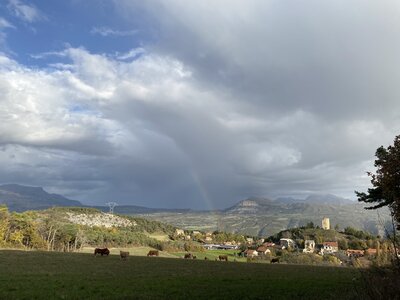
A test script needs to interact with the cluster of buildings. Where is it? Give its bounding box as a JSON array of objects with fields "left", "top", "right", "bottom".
[{"left": 176, "top": 217, "right": 385, "bottom": 260}]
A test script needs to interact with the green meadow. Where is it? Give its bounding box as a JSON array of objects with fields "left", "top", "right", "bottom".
[{"left": 0, "top": 249, "right": 367, "bottom": 299}]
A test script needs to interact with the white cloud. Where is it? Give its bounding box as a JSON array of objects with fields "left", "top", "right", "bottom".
[
  {"left": 116, "top": 48, "right": 145, "bottom": 60},
  {"left": 90, "top": 26, "right": 138, "bottom": 37},
  {"left": 0, "top": 17, "right": 15, "bottom": 51},
  {"left": 0, "top": 18, "right": 15, "bottom": 29},
  {"left": 7, "top": 0, "right": 45, "bottom": 23}
]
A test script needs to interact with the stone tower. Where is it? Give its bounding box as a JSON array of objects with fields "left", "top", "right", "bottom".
[{"left": 322, "top": 217, "right": 330, "bottom": 230}]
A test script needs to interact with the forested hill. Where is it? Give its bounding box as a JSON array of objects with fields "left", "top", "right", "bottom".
[{"left": 0, "top": 206, "right": 177, "bottom": 252}]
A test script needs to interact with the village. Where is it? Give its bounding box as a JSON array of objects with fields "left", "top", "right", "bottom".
[{"left": 172, "top": 217, "right": 395, "bottom": 266}]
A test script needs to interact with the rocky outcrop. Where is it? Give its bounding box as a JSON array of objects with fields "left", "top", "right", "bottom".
[{"left": 65, "top": 212, "right": 136, "bottom": 228}]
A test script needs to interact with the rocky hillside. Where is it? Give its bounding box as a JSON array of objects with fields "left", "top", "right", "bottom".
[{"left": 65, "top": 211, "right": 136, "bottom": 228}]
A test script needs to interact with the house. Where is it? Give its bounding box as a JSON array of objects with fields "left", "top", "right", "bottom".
[
  {"left": 365, "top": 248, "right": 377, "bottom": 256},
  {"left": 321, "top": 241, "right": 338, "bottom": 254},
  {"left": 203, "top": 244, "right": 216, "bottom": 250},
  {"left": 256, "top": 245, "right": 271, "bottom": 255},
  {"left": 279, "top": 238, "right": 296, "bottom": 249},
  {"left": 175, "top": 229, "right": 185, "bottom": 236},
  {"left": 246, "top": 237, "right": 254, "bottom": 244},
  {"left": 192, "top": 231, "right": 201, "bottom": 235},
  {"left": 347, "top": 249, "right": 364, "bottom": 258},
  {"left": 262, "top": 242, "right": 275, "bottom": 247},
  {"left": 244, "top": 249, "right": 258, "bottom": 257},
  {"left": 303, "top": 240, "right": 315, "bottom": 253},
  {"left": 205, "top": 236, "right": 213, "bottom": 242}
]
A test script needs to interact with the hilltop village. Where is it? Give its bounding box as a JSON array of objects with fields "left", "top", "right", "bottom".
[{"left": 172, "top": 217, "right": 396, "bottom": 267}]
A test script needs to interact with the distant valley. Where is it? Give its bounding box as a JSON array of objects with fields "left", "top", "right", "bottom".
[
  {"left": 0, "top": 184, "right": 391, "bottom": 237},
  {"left": 139, "top": 196, "right": 391, "bottom": 237}
]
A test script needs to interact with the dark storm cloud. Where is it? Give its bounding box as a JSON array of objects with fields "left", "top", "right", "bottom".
[{"left": 1, "top": 1, "right": 400, "bottom": 208}]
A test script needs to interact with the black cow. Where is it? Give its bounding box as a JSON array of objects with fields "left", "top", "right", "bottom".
[{"left": 94, "top": 248, "right": 110, "bottom": 256}]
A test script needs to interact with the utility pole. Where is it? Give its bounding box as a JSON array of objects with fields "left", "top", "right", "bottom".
[{"left": 106, "top": 202, "right": 117, "bottom": 214}]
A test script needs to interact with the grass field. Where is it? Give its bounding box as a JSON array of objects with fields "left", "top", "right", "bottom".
[
  {"left": 171, "top": 249, "right": 248, "bottom": 262},
  {"left": 0, "top": 250, "right": 367, "bottom": 299}
]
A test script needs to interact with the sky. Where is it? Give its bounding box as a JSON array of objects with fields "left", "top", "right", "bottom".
[{"left": 0, "top": 0, "right": 400, "bottom": 209}]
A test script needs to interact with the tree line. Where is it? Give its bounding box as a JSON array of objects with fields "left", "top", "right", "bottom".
[{"left": 0, "top": 206, "right": 175, "bottom": 252}]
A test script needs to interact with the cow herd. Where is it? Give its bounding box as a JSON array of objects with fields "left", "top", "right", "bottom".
[
  {"left": 94, "top": 248, "right": 160, "bottom": 259},
  {"left": 93, "top": 248, "right": 277, "bottom": 263}
]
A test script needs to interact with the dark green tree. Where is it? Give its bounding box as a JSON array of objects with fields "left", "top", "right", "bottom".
[{"left": 355, "top": 135, "right": 400, "bottom": 229}]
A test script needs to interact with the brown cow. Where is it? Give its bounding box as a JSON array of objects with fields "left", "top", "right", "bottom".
[
  {"left": 147, "top": 250, "right": 159, "bottom": 257},
  {"left": 184, "top": 253, "right": 193, "bottom": 259},
  {"left": 120, "top": 251, "right": 129, "bottom": 260},
  {"left": 219, "top": 255, "right": 228, "bottom": 261},
  {"left": 94, "top": 248, "right": 110, "bottom": 256},
  {"left": 271, "top": 258, "right": 280, "bottom": 264},
  {"left": 204, "top": 257, "right": 209, "bottom": 260}
]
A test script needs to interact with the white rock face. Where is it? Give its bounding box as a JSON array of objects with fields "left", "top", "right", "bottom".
[
  {"left": 66, "top": 212, "right": 136, "bottom": 228},
  {"left": 240, "top": 200, "right": 259, "bottom": 207}
]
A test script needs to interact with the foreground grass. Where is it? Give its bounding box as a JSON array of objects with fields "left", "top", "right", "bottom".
[{"left": 0, "top": 250, "right": 366, "bottom": 299}]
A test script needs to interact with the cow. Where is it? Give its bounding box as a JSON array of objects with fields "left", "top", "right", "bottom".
[
  {"left": 204, "top": 257, "right": 209, "bottom": 260},
  {"left": 147, "top": 250, "right": 159, "bottom": 257},
  {"left": 219, "top": 255, "right": 228, "bottom": 261},
  {"left": 120, "top": 251, "right": 129, "bottom": 260},
  {"left": 271, "top": 258, "right": 280, "bottom": 264},
  {"left": 94, "top": 248, "right": 110, "bottom": 256},
  {"left": 184, "top": 253, "right": 193, "bottom": 259}
]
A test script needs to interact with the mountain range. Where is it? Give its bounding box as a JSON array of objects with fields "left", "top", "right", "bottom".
[
  {"left": 0, "top": 184, "right": 391, "bottom": 237},
  {"left": 0, "top": 184, "right": 189, "bottom": 214}
]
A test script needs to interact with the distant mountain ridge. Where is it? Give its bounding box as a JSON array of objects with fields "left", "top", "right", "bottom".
[
  {"left": 0, "top": 184, "right": 191, "bottom": 213},
  {"left": 137, "top": 195, "right": 390, "bottom": 237},
  {"left": 225, "top": 194, "right": 354, "bottom": 214},
  {"left": 0, "top": 184, "right": 82, "bottom": 211}
]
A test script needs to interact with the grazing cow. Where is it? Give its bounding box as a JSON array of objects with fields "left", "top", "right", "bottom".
[
  {"left": 204, "top": 257, "right": 208, "bottom": 260},
  {"left": 184, "top": 253, "right": 193, "bottom": 259},
  {"left": 120, "top": 251, "right": 129, "bottom": 260},
  {"left": 147, "top": 250, "right": 159, "bottom": 257},
  {"left": 94, "top": 248, "right": 110, "bottom": 256},
  {"left": 219, "top": 255, "right": 228, "bottom": 261},
  {"left": 271, "top": 258, "right": 280, "bottom": 264}
]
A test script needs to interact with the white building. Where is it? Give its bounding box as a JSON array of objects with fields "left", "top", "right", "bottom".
[
  {"left": 280, "top": 238, "right": 296, "bottom": 249},
  {"left": 322, "top": 217, "right": 330, "bottom": 230},
  {"left": 303, "top": 240, "right": 315, "bottom": 253},
  {"left": 321, "top": 241, "right": 338, "bottom": 255}
]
